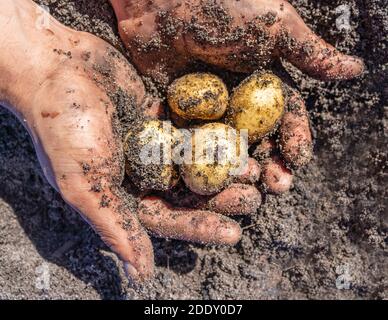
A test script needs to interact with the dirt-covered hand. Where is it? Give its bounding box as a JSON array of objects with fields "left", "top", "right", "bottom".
[
  {"left": 110, "top": 0, "right": 364, "bottom": 191},
  {"left": 110, "top": 0, "right": 364, "bottom": 85},
  {"left": 0, "top": 0, "right": 242, "bottom": 283}
]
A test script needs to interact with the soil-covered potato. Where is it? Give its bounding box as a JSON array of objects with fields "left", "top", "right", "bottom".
[
  {"left": 181, "top": 123, "right": 248, "bottom": 195},
  {"left": 124, "top": 120, "right": 181, "bottom": 191},
  {"left": 167, "top": 73, "right": 229, "bottom": 121},
  {"left": 226, "top": 73, "right": 285, "bottom": 143}
]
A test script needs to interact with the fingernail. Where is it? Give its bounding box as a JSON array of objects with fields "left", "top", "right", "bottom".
[
  {"left": 345, "top": 56, "right": 366, "bottom": 78},
  {"left": 124, "top": 262, "right": 139, "bottom": 281},
  {"left": 356, "top": 58, "right": 366, "bottom": 77}
]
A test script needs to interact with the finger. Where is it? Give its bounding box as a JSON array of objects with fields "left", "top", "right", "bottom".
[
  {"left": 138, "top": 196, "right": 242, "bottom": 245},
  {"left": 252, "top": 137, "right": 277, "bottom": 162},
  {"left": 261, "top": 155, "right": 293, "bottom": 194},
  {"left": 233, "top": 158, "right": 262, "bottom": 185},
  {"left": 207, "top": 184, "right": 262, "bottom": 216},
  {"left": 59, "top": 175, "right": 154, "bottom": 282},
  {"left": 278, "top": 1, "right": 365, "bottom": 80},
  {"left": 279, "top": 89, "right": 313, "bottom": 167},
  {"left": 253, "top": 138, "right": 294, "bottom": 194},
  {"left": 162, "top": 180, "right": 261, "bottom": 216}
]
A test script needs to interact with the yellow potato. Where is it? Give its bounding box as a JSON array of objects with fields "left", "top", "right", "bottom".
[
  {"left": 181, "top": 123, "right": 248, "bottom": 195},
  {"left": 226, "top": 73, "right": 285, "bottom": 143},
  {"left": 124, "top": 120, "right": 181, "bottom": 191},
  {"left": 168, "top": 73, "right": 229, "bottom": 120}
]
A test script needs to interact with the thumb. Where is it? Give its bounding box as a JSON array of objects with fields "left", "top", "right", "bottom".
[
  {"left": 277, "top": 1, "right": 365, "bottom": 80},
  {"left": 59, "top": 174, "right": 154, "bottom": 282}
]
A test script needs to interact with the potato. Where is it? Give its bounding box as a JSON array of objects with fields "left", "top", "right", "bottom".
[
  {"left": 226, "top": 73, "right": 285, "bottom": 143},
  {"left": 124, "top": 120, "right": 181, "bottom": 191},
  {"left": 167, "top": 73, "right": 229, "bottom": 120},
  {"left": 181, "top": 123, "right": 248, "bottom": 195}
]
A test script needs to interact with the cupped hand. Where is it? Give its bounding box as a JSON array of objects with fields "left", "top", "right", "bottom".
[
  {"left": 109, "top": 0, "right": 364, "bottom": 197},
  {"left": 111, "top": 0, "right": 364, "bottom": 85},
  {"left": 0, "top": 0, "right": 247, "bottom": 283}
]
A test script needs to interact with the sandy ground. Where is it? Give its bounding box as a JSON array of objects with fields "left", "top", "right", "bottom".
[{"left": 0, "top": 0, "right": 387, "bottom": 299}]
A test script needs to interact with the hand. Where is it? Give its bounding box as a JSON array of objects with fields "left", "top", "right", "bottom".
[
  {"left": 109, "top": 0, "right": 364, "bottom": 192},
  {"left": 110, "top": 0, "right": 364, "bottom": 85},
  {"left": 0, "top": 0, "right": 252, "bottom": 282}
]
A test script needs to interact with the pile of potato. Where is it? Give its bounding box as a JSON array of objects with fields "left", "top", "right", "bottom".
[{"left": 124, "top": 72, "right": 286, "bottom": 196}]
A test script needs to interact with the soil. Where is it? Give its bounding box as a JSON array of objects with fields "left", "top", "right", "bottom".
[{"left": 0, "top": 0, "right": 387, "bottom": 299}]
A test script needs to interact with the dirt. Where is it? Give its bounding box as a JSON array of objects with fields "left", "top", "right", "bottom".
[{"left": 0, "top": 0, "right": 387, "bottom": 299}]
